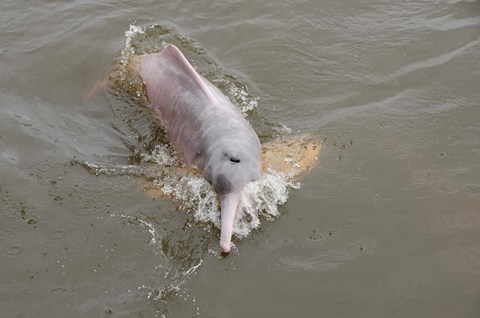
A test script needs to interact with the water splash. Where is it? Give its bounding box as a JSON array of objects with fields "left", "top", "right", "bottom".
[
  {"left": 147, "top": 149, "right": 296, "bottom": 239},
  {"left": 110, "top": 214, "right": 163, "bottom": 246},
  {"left": 121, "top": 24, "right": 145, "bottom": 67},
  {"left": 140, "top": 144, "right": 178, "bottom": 166}
]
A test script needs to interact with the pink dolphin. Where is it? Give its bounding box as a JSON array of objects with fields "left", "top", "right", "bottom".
[{"left": 140, "top": 44, "right": 262, "bottom": 253}]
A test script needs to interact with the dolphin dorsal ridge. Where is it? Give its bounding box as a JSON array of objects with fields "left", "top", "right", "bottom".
[{"left": 161, "top": 44, "right": 218, "bottom": 104}]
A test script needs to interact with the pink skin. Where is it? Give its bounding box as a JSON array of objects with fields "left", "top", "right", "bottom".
[
  {"left": 140, "top": 44, "right": 262, "bottom": 252},
  {"left": 219, "top": 193, "right": 240, "bottom": 253}
]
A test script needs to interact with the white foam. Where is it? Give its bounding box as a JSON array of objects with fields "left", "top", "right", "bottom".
[
  {"left": 140, "top": 144, "right": 178, "bottom": 165},
  {"left": 149, "top": 144, "right": 295, "bottom": 239},
  {"left": 121, "top": 24, "right": 145, "bottom": 66}
]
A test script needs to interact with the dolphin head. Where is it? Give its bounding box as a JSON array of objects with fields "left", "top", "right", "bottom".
[{"left": 207, "top": 149, "right": 262, "bottom": 253}]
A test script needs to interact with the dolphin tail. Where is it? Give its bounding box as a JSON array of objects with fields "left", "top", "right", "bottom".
[{"left": 219, "top": 193, "right": 240, "bottom": 253}]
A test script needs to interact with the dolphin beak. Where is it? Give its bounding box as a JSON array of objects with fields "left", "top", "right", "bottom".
[{"left": 219, "top": 193, "right": 240, "bottom": 253}]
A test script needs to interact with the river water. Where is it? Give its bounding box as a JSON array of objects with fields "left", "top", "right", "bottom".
[{"left": 1, "top": 0, "right": 480, "bottom": 317}]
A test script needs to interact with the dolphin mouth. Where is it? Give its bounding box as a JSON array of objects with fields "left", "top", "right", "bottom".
[{"left": 219, "top": 193, "right": 240, "bottom": 253}]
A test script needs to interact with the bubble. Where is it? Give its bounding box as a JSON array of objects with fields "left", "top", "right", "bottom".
[
  {"left": 436, "top": 181, "right": 461, "bottom": 194},
  {"left": 416, "top": 136, "right": 432, "bottom": 144},
  {"left": 396, "top": 144, "right": 414, "bottom": 156},
  {"left": 363, "top": 190, "right": 383, "bottom": 202},
  {"left": 65, "top": 220, "right": 88, "bottom": 232},
  {"left": 379, "top": 144, "right": 396, "bottom": 154},
  {"left": 406, "top": 183, "right": 435, "bottom": 199},
  {"left": 463, "top": 184, "right": 480, "bottom": 195},
  {"left": 452, "top": 172, "right": 473, "bottom": 183},
  {"left": 31, "top": 160, "right": 55, "bottom": 173},
  {"left": 344, "top": 243, "right": 360, "bottom": 252},
  {"left": 362, "top": 239, "right": 376, "bottom": 249},
  {"left": 0, "top": 227, "right": 22, "bottom": 238},
  {"left": 47, "top": 228, "right": 68, "bottom": 240},
  {"left": 5, "top": 242, "right": 24, "bottom": 256},
  {"left": 413, "top": 172, "right": 431, "bottom": 182}
]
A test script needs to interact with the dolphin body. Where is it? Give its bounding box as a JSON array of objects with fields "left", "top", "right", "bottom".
[{"left": 139, "top": 44, "right": 262, "bottom": 253}]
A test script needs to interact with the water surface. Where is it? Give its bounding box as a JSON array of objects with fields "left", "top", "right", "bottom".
[{"left": 1, "top": 0, "right": 480, "bottom": 317}]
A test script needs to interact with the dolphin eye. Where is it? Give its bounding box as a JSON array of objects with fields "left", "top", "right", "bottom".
[{"left": 230, "top": 157, "right": 240, "bottom": 163}]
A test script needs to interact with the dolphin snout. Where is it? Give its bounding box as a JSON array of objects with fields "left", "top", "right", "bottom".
[
  {"left": 220, "top": 240, "right": 231, "bottom": 253},
  {"left": 219, "top": 193, "right": 240, "bottom": 253}
]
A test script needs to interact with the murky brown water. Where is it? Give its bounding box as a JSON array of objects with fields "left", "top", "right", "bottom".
[{"left": 1, "top": 0, "right": 480, "bottom": 317}]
